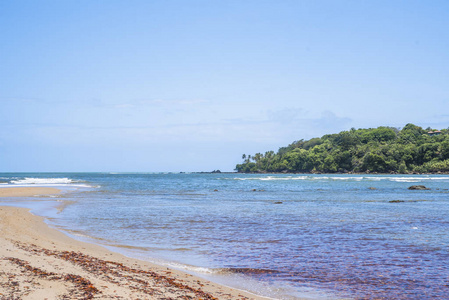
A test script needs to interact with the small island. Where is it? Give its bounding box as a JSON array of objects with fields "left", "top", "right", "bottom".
[{"left": 236, "top": 123, "right": 449, "bottom": 174}]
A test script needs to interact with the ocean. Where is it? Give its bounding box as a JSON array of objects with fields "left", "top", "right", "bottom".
[{"left": 0, "top": 173, "right": 448, "bottom": 299}]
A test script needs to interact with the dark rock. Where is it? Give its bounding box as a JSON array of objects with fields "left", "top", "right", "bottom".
[
  {"left": 408, "top": 185, "right": 430, "bottom": 190},
  {"left": 213, "top": 189, "right": 218, "bottom": 192}
]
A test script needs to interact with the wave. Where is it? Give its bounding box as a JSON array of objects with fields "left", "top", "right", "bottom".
[
  {"left": 387, "top": 177, "right": 449, "bottom": 182},
  {"left": 163, "top": 262, "right": 217, "bottom": 274},
  {"left": 230, "top": 176, "right": 309, "bottom": 181},
  {"left": 230, "top": 176, "right": 368, "bottom": 181},
  {"left": 11, "top": 177, "right": 75, "bottom": 184},
  {"left": 228, "top": 175, "right": 449, "bottom": 183},
  {"left": 7, "top": 177, "right": 94, "bottom": 188}
]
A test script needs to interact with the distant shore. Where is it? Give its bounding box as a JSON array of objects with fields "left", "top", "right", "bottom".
[
  {"left": 0, "top": 187, "right": 266, "bottom": 299},
  {"left": 231, "top": 171, "right": 449, "bottom": 175}
]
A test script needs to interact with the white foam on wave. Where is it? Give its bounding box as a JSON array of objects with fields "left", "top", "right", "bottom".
[
  {"left": 165, "top": 262, "right": 217, "bottom": 274},
  {"left": 364, "top": 177, "right": 383, "bottom": 181},
  {"left": 231, "top": 176, "right": 310, "bottom": 181},
  {"left": 162, "top": 261, "right": 302, "bottom": 300},
  {"left": 230, "top": 175, "right": 449, "bottom": 184},
  {"left": 259, "top": 176, "right": 309, "bottom": 181},
  {"left": 11, "top": 177, "right": 74, "bottom": 184},
  {"left": 8, "top": 177, "right": 94, "bottom": 188},
  {"left": 391, "top": 179, "right": 422, "bottom": 183},
  {"left": 318, "top": 176, "right": 365, "bottom": 181},
  {"left": 387, "top": 177, "right": 449, "bottom": 183},
  {"left": 233, "top": 176, "right": 377, "bottom": 181}
]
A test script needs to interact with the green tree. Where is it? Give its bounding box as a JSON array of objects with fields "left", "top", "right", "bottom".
[{"left": 235, "top": 124, "right": 449, "bottom": 174}]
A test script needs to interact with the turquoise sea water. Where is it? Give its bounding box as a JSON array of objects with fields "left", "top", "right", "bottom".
[{"left": 1, "top": 173, "right": 448, "bottom": 299}]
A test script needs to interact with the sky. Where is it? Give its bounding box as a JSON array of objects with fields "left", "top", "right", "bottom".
[{"left": 1, "top": 0, "right": 448, "bottom": 172}]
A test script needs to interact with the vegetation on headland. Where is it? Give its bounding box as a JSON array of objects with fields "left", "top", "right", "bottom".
[{"left": 236, "top": 124, "right": 449, "bottom": 174}]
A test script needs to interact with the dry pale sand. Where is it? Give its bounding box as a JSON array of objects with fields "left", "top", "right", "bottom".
[{"left": 0, "top": 187, "right": 268, "bottom": 300}]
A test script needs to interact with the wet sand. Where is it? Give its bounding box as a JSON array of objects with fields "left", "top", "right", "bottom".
[
  {"left": 0, "top": 187, "right": 61, "bottom": 197},
  {"left": 0, "top": 187, "right": 266, "bottom": 299}
]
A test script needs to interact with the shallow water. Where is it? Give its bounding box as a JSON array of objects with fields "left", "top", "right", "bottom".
[{"left": 1, "top": 173, "right": 448, "bottom": 299}]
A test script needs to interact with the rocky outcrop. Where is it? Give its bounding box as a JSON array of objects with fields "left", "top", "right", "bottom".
[{"left": 408, "top": 185, "right": 430, "bottom": 190}]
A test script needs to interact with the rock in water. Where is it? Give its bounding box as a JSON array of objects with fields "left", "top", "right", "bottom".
[{"left": 408, "top": 185, "right": 430, "bottom": 190}]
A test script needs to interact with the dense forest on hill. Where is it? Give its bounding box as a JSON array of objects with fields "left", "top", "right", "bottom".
[{"left": 236, "top": 124, "right": 449, "bottom": 174}]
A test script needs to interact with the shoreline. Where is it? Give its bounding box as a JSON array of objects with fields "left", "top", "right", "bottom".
[
  {"left": 233, "top": 171, "right": 449, "bottom": 175},
  {"left": 0, "top": 188, "right": 268, "bottom": 299},
  {"left": 0, "top": 187, "right": 61, "bottom": 197}
]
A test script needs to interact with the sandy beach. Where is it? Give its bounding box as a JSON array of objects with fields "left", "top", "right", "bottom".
[
  {"left": 0, "top": 187, "right": 61, "bottom": 198},
  {"left": 0, "top": 187, "right": 266, "bottom": 299}
]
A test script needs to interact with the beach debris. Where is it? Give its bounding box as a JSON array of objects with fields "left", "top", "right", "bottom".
[
  {"left": 4, "top": 257, "right": 100, "bottom": 299},
  {"left": 389, "top": 200, "right": 405, "bottom": 203},
  {"left": 368, "top": 187, "right": 377, "bottom": 190},
  {"left": 9, "top": 241, "right": 224, "bottom": 300},
  {"left": 273, "top": 201, "right": 283, "bottom": 204},
  {"left": 408, "top": 185, "right": 430, "bottom": 190}
]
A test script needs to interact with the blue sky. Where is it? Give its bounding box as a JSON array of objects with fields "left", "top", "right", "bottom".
[{"left": 1, "top": 0, "right": 448, "bottom": 172}]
